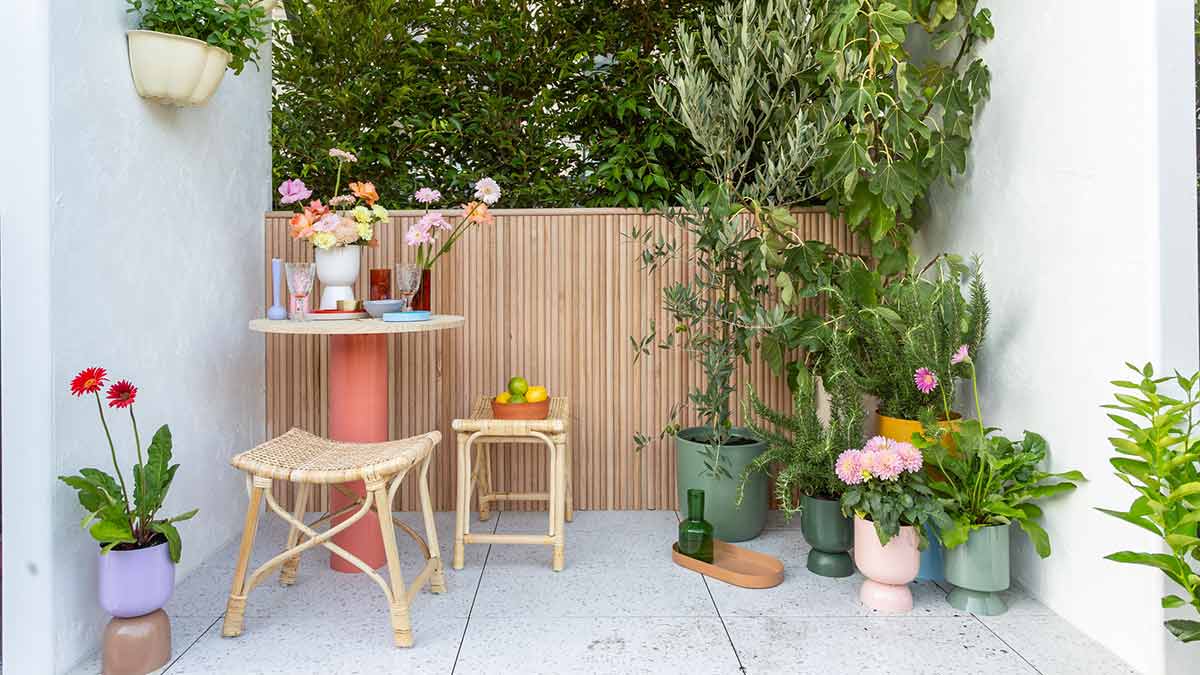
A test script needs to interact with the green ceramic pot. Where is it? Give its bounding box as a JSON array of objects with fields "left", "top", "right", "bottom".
[
  {"left": 944, "top": 523, "right": 1010, "bottom": 615},
  {"left": 800, "top": 495, "right": 854, "bottom": 577},
  {"left": 675, "top": 427, "right": 767, "bottom": 542}
]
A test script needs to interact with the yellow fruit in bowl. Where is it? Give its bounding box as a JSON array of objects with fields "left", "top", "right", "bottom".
[
  {"left": 495, "top": 392, "right": 512, "bottom": 404},
  {"left": 526, "top": 386, "right": 548, "bottom": 403}
]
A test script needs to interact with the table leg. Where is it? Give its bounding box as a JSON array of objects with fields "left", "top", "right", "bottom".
[{"left": 328, "top": 333, "right": 389, "bottom": 572}]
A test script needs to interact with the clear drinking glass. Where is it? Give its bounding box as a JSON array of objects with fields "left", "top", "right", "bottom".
[
  {"left": 394, "top": 263, "right": 422, "bottom": 312},
  {"left": 284, "top": 262, "right": 316, "bottom": 320}
]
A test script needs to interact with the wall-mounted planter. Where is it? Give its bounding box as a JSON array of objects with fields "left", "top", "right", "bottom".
[{"left": 127, "top": 30, "right": 232, "bottom": 106}]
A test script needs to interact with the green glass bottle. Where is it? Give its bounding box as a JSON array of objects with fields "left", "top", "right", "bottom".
[{"left": 678, "top": 489, "right": 714, "bottom": 563}]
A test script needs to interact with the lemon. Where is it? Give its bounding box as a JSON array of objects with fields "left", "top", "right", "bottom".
[
  {"left": 507, "top": 376, "right": 529, "bottom": 396},
  {"left": 495, "top": 392, "right": 512, "bottom": 404},
  {"left": 526, "top": 386, "right": 548, "bottom": 403}
]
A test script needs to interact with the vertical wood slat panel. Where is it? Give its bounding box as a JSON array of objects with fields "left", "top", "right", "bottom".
[{"left": 262, "top": 208, "right": 865, "bottom": 511}]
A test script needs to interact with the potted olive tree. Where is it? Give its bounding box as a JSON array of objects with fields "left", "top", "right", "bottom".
[
  {"left": 58, "top": 367, "right": 197, "bottom": 618},
  {"left": 918, "top": 350, "right": 1084, "bottom": 616},
  {"left": 631, "top": 0, "right": 834, "bottom": 542},
  {"left": 738, "top": 339, "right": 865, "bottom": 577},
  {"left": 125, "top": 0, "right": 269, "bottom": 106}
]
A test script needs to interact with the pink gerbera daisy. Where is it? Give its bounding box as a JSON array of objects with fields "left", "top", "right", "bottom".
[
  {"left": 951, "top": 344, "right": 970, "bottom": 365},
  {"left": 914, "top": 368, "right": 939, "bottom": 394}
]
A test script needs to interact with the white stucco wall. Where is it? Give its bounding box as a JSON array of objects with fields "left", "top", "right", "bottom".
[
  {"left": 918, "top": 2, "right": 1197, "bottom": 673},
  {"left": 3, "top": 3, "right": 270, "bottom": 673}
]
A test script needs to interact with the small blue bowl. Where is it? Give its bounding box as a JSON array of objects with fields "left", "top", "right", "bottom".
[{"left": 382, "top": 310, "right": 432, "bottom": 322}]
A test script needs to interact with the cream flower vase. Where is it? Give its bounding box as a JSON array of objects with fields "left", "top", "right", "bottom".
[{"left": 315, "top": 245, "right": 361, "bottom": 309}]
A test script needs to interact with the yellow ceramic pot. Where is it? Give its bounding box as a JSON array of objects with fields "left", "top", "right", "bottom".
[{"left": 877, "top": 413, "right": 960, "bottom": 452}]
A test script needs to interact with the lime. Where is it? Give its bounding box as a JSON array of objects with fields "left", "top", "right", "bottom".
[
  {"left": 510, "top": 394, "right": 527, "bottom": 404},
  {"left": 507, "top": 376, "right": 529, "bottom": 396}
]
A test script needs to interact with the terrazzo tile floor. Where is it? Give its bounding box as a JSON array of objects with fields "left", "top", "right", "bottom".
[{"left": 70, "top": 510, "right": 1137, "bottom": 674}]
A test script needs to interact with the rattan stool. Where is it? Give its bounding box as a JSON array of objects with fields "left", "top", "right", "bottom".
[
  {"left": 222, "top": 428, "right": 445, "bottom": 647},
  {"left": 452, "top": 396, "right": 572, "bottom": 571}
]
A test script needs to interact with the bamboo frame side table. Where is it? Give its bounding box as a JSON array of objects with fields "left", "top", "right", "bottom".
[{"left": 451, "top": 396, "right": 572, "bottom": 571}]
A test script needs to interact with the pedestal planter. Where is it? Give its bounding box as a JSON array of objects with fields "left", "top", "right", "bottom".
[
  {"left": 127, "top": 30, "right": 232, "bottom": 106},
  {"left": 315, "top": 245, "right": 362, "bottom": 309},
  {"left": 676, "top": 427, "right": 767, "bottom": 542},
  {"left": 98, "top": 542, "right": 175, "bottom": 619},
  {"left": 853, "top": 517, "right": 920, "bottom": 612},
  {"left": 944, "top": 523, "right": 1010, "bottom": 615},
  {"left": 800, "top": 495, "right": 853, "bottom": 577}
]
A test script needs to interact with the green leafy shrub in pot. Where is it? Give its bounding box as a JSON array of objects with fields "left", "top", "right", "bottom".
[
  {"left": 1098, "top": 363, "right": 1200, "bottom": 643},
  {"left": 127, "top": 0, "right": 269, "bottom": 75}
]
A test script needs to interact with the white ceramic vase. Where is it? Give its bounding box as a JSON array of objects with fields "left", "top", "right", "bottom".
[
  {"left": 126, "top": 30, "right": 231, "bottom": 106},
  {"left": 315, "top": 245, "right": 361, "bottom": 309}
]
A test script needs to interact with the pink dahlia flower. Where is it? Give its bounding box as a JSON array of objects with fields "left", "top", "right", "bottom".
[
  {"left": 914, "top": 367, "right": 939, "bottom": 394},
  {"left": 835, "top": 449, "right": 863, "bottom": 485},
  {"left": 863, "top": 435, "right": 891, "bottom": 454},
  {"left": 872, "top": 447, "right": 903, "bottom": 480},
  {"left": 895, "top": 441, "right": 924, "bottom": 473},
  {"left": 951, "top": 344, "right": 970, "bottom": 365}
]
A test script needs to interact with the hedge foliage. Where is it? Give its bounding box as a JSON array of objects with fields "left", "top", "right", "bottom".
[{"left": 272, "top": 0, "right": 719, "bottom": 208}]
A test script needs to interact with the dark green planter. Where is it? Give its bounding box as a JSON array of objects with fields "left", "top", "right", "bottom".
[
  {"left": 675, "top": 427, "right": 767, "bottom": 542},
  {"left": 944, "top": 523, "right": 1010, "bottom": 615},
  {"left": 800, "top": 495, "right": 854, "bottom": 577}
]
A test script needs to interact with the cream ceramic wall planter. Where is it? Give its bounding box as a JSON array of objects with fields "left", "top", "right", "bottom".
[{"left": 127, "top": 30, "right": 232, "bottom": 106}]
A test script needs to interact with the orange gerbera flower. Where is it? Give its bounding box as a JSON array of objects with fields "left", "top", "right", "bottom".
[
  {"left": 461, "top": 201, "right": 493, "bottom": 225},
  {"left": 349, "top": 181, "right": 379, "bottom": 206}
]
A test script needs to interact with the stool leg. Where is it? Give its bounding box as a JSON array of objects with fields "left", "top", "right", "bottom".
[
  {"left": 565, "top": 438, "right": 574, "bottom": 523},
  {"left": 223, "top": 481, "right": 267, "bottom": 637},
  {"left": 371, "top": 482, "right": 412, "bottom": 648},
  {"left": 280, "top": 483, "right": 310, "bottom": 586},
  {"left": 418, "top": 454, "right": 446, "bottom": 594},
  {"left": 453, "top": 433, "right": 467, "bottom": 570},
  {"left": 553, "top": 439, "right": 566, "bottom": 572},
  {"left": 475, "top": 443, "right": 493, "bottom": 522}
]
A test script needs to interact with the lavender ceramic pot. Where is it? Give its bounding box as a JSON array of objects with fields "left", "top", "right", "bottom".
[{"left": 99, "top": 542, "right": 175, "bottom": 618}]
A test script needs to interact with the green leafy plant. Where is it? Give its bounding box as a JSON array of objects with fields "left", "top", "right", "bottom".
[
  {"left": 812, "top": 0, "right": 994, "bottom": 263},
  {"left": 834, "top": 253, "right": 988, "bottom": 420},
  {"left": 58, "top": 368, "right": 197, "bottom": 563},
  {"left": 126, "top": 0, "right": 269, "bottom": 75},
  {"left": 920, "top": 356, "right": 1084, "bottom": 556},
  {"left": 838, "top": 435, "right": 949, "bottom": 546},
  {"left": 738, "top": 336, "right": 865, "bottom": 513},
  {"left": 1098, "top": 363, "right": 1200, "bottom": 643},
  {"left": 272, "top": 0, "right": 719, "bottom": 208}
]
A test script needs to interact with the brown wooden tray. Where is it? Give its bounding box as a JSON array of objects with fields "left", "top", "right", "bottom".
[{"left": 671, "top": 539, "right": 784, "bottom": 589}]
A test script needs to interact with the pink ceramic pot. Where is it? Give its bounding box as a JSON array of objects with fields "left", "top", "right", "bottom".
[{"left": 853, "top": 516, "right": 920, "bottom": 612}]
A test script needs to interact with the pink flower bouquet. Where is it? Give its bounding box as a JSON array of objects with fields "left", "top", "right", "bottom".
[
  {"left": 277, "top": 148, "right": 388, "bottom": 250},
  {"left": 406, "top": 177, "right": 501, "bottom": 269},
  {"left": 837, "top": 436, "right": 949, "bottom": 546}
]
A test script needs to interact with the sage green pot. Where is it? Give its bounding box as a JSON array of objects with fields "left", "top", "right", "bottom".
[
  {"left": 944, "top": 523, "right": 1010, "bottom": 616},
  {"left": 800, "top": 495, "right": 854, "bottom": 577},
  {"left": 676, "top": 427, "right": 767, "bottom": 542}
]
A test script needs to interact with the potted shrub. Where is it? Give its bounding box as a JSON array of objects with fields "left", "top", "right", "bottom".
[
  {"left": 1098, "top": 363, "right": 1200, "bottom": 642},
  {"left": 125, "top": 0, "right": 269, "bottom": 106},
  {"left": 275, "top": 148, "right": 392, "bottom": 309},
  {"left": 918, "top": 349, "right": 1084, "bottom": 615},
  {"left": 58, "top": 368, "right": 197, "bottom": 618},
  {"left": 738, "top": 340, "right": 865, "bottom": 577},
  {"left": 838, "top": 435, "right": 949, "bottom": 612},
  {"left": 631, "top": 0, "right": 834, "bottom": 542}
]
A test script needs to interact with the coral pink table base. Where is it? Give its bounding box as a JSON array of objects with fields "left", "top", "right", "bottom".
[{"left": 328, "top": 333, "right": 389, "bottom": 572}]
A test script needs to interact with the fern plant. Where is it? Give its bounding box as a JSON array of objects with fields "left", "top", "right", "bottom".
[
  {"left": 833, "top": 253, "right": 988, "bottom": 420},
  {"left": 738, "top": 338, "right": 864, "bottom": 514}
]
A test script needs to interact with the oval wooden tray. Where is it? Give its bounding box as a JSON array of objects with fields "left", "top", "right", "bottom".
[{"left": 671, "top": 539, "right": 784, "bottom": 589}]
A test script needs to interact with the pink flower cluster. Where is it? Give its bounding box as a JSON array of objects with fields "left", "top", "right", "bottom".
[{"left": 835, "top": 436, "right": 923, "bottom": 485}]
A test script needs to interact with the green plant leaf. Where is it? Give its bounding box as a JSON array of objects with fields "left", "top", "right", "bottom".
[
  {"left": 1017, "top": 518, "right": 1051, "bottom": 558},
  {"left": 1165, "top": 619, "right": 1200, "bottom": 642},
  {"left": 149, "top": 521, "right": 183, "bottom": 564},
  {"left": 1162, "top": 594, "right": 1188, "bottom": 608},
  {"left": 1095, "top": 507, "right": 1162, "bottom": 536}
]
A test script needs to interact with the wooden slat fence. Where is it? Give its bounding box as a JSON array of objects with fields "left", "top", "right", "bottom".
[{"left": 262, "top": 208, "right": 866, "bottom": 512}]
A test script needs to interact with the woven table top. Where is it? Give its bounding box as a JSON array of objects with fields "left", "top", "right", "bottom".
[
  {"left": 231, "top": 428, "right": 441, "bottom": 484},
  {"left": 451, "top": 396, "right": 570, "bottom": 435},
  {"left": 249, "top": 315, "right": 465, "bottom": 335}
]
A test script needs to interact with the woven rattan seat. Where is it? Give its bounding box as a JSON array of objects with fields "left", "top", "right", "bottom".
[
  {"left": 222, "top": 427, "right": 447, "bottom": 648},
  {"left": 230, "top": 428, "right": 439, "bottom": 484}
]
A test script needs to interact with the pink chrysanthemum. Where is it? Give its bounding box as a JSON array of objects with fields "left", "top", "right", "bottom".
[
  {"left": 914, "top": 367, "right": 939, "bottom": 394},
  {"left": 951, "top": 344, "right": 970, "bottom": 365},
  {"left": 895, "top": 442, "right": 924, "bottom": 473},
  {"left": 414, "top": 187, "right": 442, "bottom": 204},
  {"left": 872, "top": 447, "right": 903, "bottom": 480},
  {"left": 863, "top": 435, "right": 890, "bottom": 454},
  {"left": 835, "top": 449, "right": 863, "bottom": 485}
]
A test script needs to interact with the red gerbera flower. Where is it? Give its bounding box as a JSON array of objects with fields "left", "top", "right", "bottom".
[
  {"left": 106, "top": 380, "right": 137, "bottom": 409},
  {"left": 70, "top": 367, "right": 107, "bottom": 397}
]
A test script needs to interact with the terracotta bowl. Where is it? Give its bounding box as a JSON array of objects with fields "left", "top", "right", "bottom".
[{"left": 491, "top": 398, "right": 550, "bottom": 420}]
